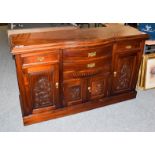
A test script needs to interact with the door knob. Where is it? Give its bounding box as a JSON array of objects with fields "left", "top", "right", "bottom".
[
  {"left": 55, "top": 82, "right": 59, "bottom": 89},
  {"left": 113, "top": 71, "right": 117, "bottom": 77},
  {"left": 88, "top": 86, "right": 91, "bottom": 92}
]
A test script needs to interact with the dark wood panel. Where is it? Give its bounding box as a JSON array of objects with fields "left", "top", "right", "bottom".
[
  {"left": 22, "top": 64, "right": 60, "bottom": 115},
  {"left": 63, "top": 79, "right": 87, "bottom": 106},
  {"left": 111, "top": 50, "right": 139, "bottom": 94},
  {"left": 88, "top": 74, "right": 110, "bottom": 100}
]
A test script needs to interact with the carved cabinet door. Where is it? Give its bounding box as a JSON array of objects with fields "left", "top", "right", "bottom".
[
  {"left": 88, "top": 75, "right": 109, "bottom": 100},
  {"left": 112, "top": 50, "right": 139, "bottom": 94},
  {"left": 23, "top": 64, "right": 59, "bottom": 114},
  {"left": 63, "top": 79, "right": 87, "bottom": 106}
]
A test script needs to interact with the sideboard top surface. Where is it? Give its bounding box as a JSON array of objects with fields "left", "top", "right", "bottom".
[{"left": 9, "top": 24, "right": 148, "bottom": 54}]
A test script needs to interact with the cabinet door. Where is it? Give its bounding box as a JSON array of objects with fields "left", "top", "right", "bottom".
[
  {"left": 112, "top": 50, "right": 138, "bottom": 94},
  {"left": 23, "top": 64, "right": 59, "bottom": 114},
  {"left": 63, "top": 79, "right": 87, "bottom": 106},
  {"left": 88, "top": 75, "right": 109, "bottom": 100}
]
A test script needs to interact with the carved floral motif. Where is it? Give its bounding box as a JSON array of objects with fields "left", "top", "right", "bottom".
[
  {"left": 69, "top": 86, "right": 81, "bottom": 101},
  {"left": 92, "top": 81, "right": 104, "bottom": 96},
  {"left": 116, "top": 63, "right": 131, "bottom": 90},
  {"left": 33, "top": 77, "right": 53, "bottom": 108}
]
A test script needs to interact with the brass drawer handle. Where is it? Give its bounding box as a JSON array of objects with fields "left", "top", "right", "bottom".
[
  {"left": 37, "top": 56, "right": 45, "bottom": 62},
  {"left": 55, "top": 82, "right": 59, "bottom": 89},
  {"left": 88, "top": 52, "right": 96, "bottom": 57},
  {"left": 87, "top": 63, "right": 95, "bottom": 68},
  {"left": 126, "top": 45, "right": 132, "bottom": 49}
]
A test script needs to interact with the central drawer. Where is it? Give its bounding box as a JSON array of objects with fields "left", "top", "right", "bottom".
[
  {"left": 63, "top": 57, "right": 111, "bottom": 72},
  {"left": 63, "top": 56, "right": 112, "bottom": 80},
  {"left": 63, "top": 45, "right": 112, "bottom": 62}
]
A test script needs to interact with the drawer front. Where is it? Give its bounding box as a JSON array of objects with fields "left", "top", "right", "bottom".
[
  {"left": 63, "top": 57, "right": 112, "bottom": 80},
  {"left": 63, "top": 45, "right": 112, "bottom": 62},
  {"left": 116, "top": 40, "right": 141, "bottom": 51},
  {"left": 63, "top": 57, "right": 111, "bottom": 72},
  {"left": 63, "top": 67, "right": 111, "bottom": 80},
  {"left": 21, "top": 51, "right": 59, "bottom": 67}
]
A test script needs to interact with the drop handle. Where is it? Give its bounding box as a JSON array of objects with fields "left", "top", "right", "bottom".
[
  {"left": 113, "top": 71, "right": 117, "bottom": 77},
  {"left": 55, "top": 82, "right": 59, "bottom": 89},
  {"left": 87, "top": 63, "right": 95, "bottom": 68},
  {"left": 88, "top": 52, "right": 96, "bottom": 57},
  {"left": 88, "top": 86, "right": 91, "bottom": 93}
]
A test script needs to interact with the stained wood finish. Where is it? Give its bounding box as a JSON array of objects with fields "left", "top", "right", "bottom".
[
  {"left": 9, "top": 24, "right": 148, "bottom": 125},
  {"left": 88, "top": 74, "right": 110, "bottom": 100},
  {"left": 63, "top": 45, "right": 112, "bottom": 62},
  {"left": 115, "top": 39, "right": 141, "bottom": 52},
  {"left": 21, "top": 51, "right": 59, "bottom": 68},
  {"left": 23, "top": 64, "right": 60, "bottom": 115},
  {"left": 63, "top": 79, "right": 87, "bottom": 106},
  {"left": 112, "top": 50, "right": 139, "bottom": 94}
]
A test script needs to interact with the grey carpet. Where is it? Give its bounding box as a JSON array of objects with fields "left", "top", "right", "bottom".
[{"left": 0, "top": 30, "right": 155, "bottom": 132}]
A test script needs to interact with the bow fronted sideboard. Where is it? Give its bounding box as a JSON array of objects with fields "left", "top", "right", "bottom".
[{"left": 9, "top": 24, "right": 148, "bottom": 125}]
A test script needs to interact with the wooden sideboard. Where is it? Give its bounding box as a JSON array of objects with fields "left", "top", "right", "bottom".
[{"left": 9, "top": 24, "right": 148, "bottom": 125}]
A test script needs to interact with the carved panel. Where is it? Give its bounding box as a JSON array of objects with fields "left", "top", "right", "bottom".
[
  {"left": 72, "top": 69, "right": 101, "bottom": 78},
  {"left": 112, "top": 51, "right": 138, "bottom": 94},
  {"left": 69, "top": 86, "right": 81, "bottom": 101},
  {"left": 89, "top": 75, "right": 108, "bottom": 100},
  {"left": 63, "top": 79, "right": 85, "bottom": 106},
  {"left": 116, "top": 63, "right": 131, "bottom": 90},
  {"left": 91, "top": 80, "right": 105, "bottom": 96},
  {"left": 26, "top": 67, "right": 56, "bottom": 110},
  {"left": 33, "top": 77, "right": 53, "bottom": 109}
]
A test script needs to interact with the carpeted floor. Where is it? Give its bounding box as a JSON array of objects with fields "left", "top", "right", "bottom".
[{"left": 0, "top": 29, "right": 155, "bottom": 132}]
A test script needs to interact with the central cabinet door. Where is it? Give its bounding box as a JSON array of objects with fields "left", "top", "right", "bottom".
[
  {"left": 23, "top": 64, "right": 60, "bottom": 114},
  {"left": 63, "top": 79, "right": 87, "bottom": 106},
  {"left": 63, "top": 44, "right": 113, "bottom": 106},
  {"left": 88, "top": 75, "right": 109, "bottom": 100},
  {"left": 63, "top": 75, "right": 110, "bottom": 106}
]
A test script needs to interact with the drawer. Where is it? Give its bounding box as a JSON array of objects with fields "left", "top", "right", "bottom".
[
  {"left": 63, "top": 57, "right": 111, "bottom": 80},
  {"left": 63, "top": 57, "right": 111, "bottom": 72},
  {"left": 21, "top": 51, "right": 59, "bottom": 67},
  {"left": 63, "top": 67, "right": 111, "bottom": 80},
  {"left": 63, "top": 45, "right": 112, "bottom": 62},
  {"left": 116, "top": 40, "right": 141, "bottom": 51}
]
